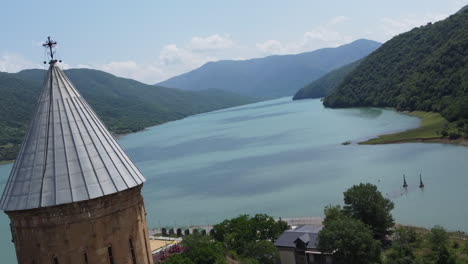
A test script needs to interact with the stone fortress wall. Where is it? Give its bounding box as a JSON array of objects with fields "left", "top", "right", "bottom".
[{"left": 7, "top": 185, "right": 153, "bottom": 264}]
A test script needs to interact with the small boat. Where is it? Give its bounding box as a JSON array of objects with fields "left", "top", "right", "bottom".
[
  {"left": 419, "top": 174, "right": 424, "bottom": 188},
  {"left": 403, "top": 174, "right": 408, "bottom": 188}
]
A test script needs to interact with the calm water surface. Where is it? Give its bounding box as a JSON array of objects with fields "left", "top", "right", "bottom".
[{"left": 1, "top": 97, "right": 467, "bottom": 262}]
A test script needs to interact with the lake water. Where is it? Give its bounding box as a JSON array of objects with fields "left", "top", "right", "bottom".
[{"left": 1, "top": 97, "right": 467, "bottom": 262}]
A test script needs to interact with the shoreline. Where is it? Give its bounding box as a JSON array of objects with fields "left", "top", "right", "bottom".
[
  {"left": 356, "top": 111, "right": 468, "bottom": 146},
  {"left": 359, "top": 137, "right": 468, "bottom": 146}
]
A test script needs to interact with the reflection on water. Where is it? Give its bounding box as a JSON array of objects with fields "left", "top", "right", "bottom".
[
  {"left": 0, "top": 97, "right": 467, "bottom": 264},
  {"left": 357, "top": 108, "right": 384, "bottom": 118},
  {"left": 340, "top": 107, "right": 384, "bottom": 119}
]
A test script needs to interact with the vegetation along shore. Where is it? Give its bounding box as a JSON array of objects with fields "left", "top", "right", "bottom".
[{"left": 359, "top": 111, "right": 468, "bottom": 146}]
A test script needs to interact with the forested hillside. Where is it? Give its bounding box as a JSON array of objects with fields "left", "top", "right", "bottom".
[
  {"left": 0, "top": 68, "right": 254, "bottom": 161},
  {"left": 324, "top": 7, "right": 468, "bottom": 125},
  {"left": 159, "top": 39, "right": 381, "bottom": 98},
  {"left": 293, "top": 60, "right": 361, "bottom": 100}
]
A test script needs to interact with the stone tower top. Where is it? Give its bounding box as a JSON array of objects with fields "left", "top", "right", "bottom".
[{"left": 0, "top": 39, "right": 146, "bottom": 211}]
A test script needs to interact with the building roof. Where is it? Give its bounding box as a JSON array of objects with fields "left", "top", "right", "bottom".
[
  {"left": 296, "top": 233, "right": 311, "bottom": 244},
  {"left": 274, "top": 225, "right": 323, "bottom": 249},
  {"left": 0, "top": 63, "right": 146, "bottom": 211}
]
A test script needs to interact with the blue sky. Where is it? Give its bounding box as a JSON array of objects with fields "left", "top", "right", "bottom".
[{"left": 1, "top": 0, "right": 466, "bottom": 83}]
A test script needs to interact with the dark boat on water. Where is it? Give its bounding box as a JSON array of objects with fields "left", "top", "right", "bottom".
[
  {"left": 419, "top": 174, "right": 425, "bottom": 188},
  {"left": 403, "top": 174, "right": 408, "bottom": 188}
]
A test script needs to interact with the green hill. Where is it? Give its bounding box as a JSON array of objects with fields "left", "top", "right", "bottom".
[
  {"left": 323, "top": 7, "right": 468, "bottom": 126},
  {"left": 0, "top": 68, "right": 254, "bottom": 161},
  {"left": 293, "top": 60, "right": 361, "bottom": 100}
]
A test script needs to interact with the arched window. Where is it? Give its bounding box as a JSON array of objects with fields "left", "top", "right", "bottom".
[
  {"left": 129, "top": 238, "right": 137, "bottom": 264},
  {"left": 107, "top": 245, "right": 114, "bottom": 264}
]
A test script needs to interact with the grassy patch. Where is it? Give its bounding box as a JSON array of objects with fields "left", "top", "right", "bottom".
[{"left": 360, "top": 111, "right": 447, "bottom": 144}]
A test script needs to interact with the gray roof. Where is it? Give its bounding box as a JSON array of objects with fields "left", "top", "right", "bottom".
[
  {"left": 296, "top": 233, "right": 311, "bottom": 244},
  {"left": 274, "top": 225, "right": 323, "bottom": 249},
  {"left": 0, "top": 63, "right": 146, "bottom": 211}
]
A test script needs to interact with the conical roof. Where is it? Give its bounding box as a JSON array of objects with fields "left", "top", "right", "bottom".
[{"left": 0, "top": 63, "right": 146, "bottom": 211}]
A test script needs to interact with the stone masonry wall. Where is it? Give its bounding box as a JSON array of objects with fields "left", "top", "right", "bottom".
[{"left": 7, "top": 185, "right": 154, "bottom": 264}]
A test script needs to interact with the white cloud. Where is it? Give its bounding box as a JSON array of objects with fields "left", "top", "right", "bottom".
[
  {"left": 0, "top": 53, "right": 42, "bottom": 73},
  {"left": 60, "top": 62, "right": 72, "bottom": 70},
  {"left": 188, "top": 34, "right": 234, "bottom": 52},
  {"left": 159, "top": 44, "right": 216, "bottom": 68},
  {"left": 0, "top": 10, "right": 456, "bottom": 84},
  {"left": 255, "top": 12, "right": 452, "bottom": 56},
  {"left": 255, "top": 40, "right": 284, "bottom": 55},
  {"left": 303, "top": 27, "right": 353, "bottom": 45},
  {"left": 256, "top": 17, "right": 354, "bottom": 55},
  {"left": 86, "top": 39, "right": 221, "bottom": 84},
  {"left": 76, "top": 64, "right": 92, "bottom": 69},
  {"left": 0, "top": 35, "right": 233, "bottom": 84}
]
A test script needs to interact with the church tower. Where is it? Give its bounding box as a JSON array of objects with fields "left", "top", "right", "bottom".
[{"left": 0, "top": 37, "right": 154, "bottom": 264}]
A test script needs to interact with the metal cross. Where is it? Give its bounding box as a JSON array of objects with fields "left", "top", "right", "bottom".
[{"left": 43, "top": 36, "right": 57, "bottom": 60}]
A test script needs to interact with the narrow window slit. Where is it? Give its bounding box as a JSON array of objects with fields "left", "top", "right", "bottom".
[
  {"left": 129, "top": 238, "right": 137, "bottom": 264},
  {"left": 108, "top": 246, "right": 114, "bottom": 264}
]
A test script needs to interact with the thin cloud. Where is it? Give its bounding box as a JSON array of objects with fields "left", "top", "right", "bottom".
[
  {"left": 188, "top": 34, "right": 235, "bottom": 52},
  {"left": 0, "top": 53, "right": 42, "bottom": 73},
  {"left": 1, "top": 9, "right": 459, "bottom": 84},
  {"left": 256, "top": 16, "right": 354, "bottom": 55}
]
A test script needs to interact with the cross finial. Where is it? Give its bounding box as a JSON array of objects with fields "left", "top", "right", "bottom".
[{"left": 42, "top": 36, "right": 58, "bottom": 63}]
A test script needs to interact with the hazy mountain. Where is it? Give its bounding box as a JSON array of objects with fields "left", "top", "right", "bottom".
[
  {"left": 324, "top": 7, "right": 468, "bottom": 123},
  {"left": 0, "top": 68, "right": 254, "bottom": 161},
  {"left": 158, "top": 39, "right": 381, "bottom": 98},
  {"left": 293, "top": 60, "right": 361, "bottom": 100}
]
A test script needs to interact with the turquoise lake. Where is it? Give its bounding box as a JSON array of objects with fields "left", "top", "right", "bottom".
[{"left": 1, "top": 97, "right": 467, "bottom": 262}]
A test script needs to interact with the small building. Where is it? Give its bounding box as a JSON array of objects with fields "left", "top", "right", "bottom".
[{"left": 274, "top": 225, "right": 333, "bottom": 264}]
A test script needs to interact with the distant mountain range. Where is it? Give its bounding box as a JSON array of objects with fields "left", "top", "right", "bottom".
[
  {"left": 293, "top": 60, "right": 361, "bottom": 100},
  {"left": 0, "top": 68, "right": 254, "bottom": 161},
  {"left": 324, "top": 6, "right": 468, "bottom": 124},
  {"left": 158, "top": 39, "right": 381, "bottom": 98}
]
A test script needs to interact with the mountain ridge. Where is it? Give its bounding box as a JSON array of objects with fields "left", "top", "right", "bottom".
[
  {"left": 293, "top": 59, "right": 362, "bottom": 100},
  {"left": 0, "top": 68, "right": 255, "bottom": 161},
  {"left": 158, "top": 39, "right": 381, "bottom": 98}
]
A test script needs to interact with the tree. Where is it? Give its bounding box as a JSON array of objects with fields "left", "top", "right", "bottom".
[
  {"left": 318, "top": 206, "right": 382, "bottom": 264},
  {"left": 243, "top": 241, "right": 280, "bottom": 264},
  {"left": 384, "top": 227, "right": 419, "bottom": 264},
  {"left": 343, "top": 183, "right": 395, "bottom": 242},
  {"left": 212, "top": 214, "right": 285, "bottom": 262},
  {"left": 251, "top": 214, "right": 288, "bottom": 241},
  {"left": 212, "top": 214, "right": 287, "bottom": 253},
  {"left": 427, "top": 226, "right": 455, "bottom": 264},
  {"left": 164, "top": 254, "right": 195, "bottom": 264},
  {"left": 181, "top": 234, "right": 226, "bottom": 264}
]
